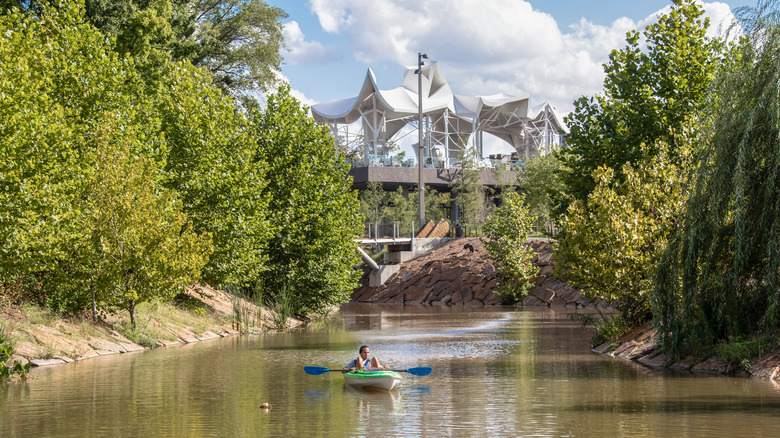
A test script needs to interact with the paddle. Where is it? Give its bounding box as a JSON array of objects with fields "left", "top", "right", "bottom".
[
  {"left": 391, "top": 367, "right": 432, "bottom": 376},
  {"left": 304, "top": 366, "right": 432, "bottom": 376}
]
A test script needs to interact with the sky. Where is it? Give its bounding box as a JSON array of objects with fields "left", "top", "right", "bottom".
[{"left": 265, "top": 0, "right": 754, "bottom": 115}]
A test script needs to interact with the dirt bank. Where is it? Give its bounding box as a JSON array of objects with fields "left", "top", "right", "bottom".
[{"left": 1, "top": 284, "right": 303, "bottom": 369}]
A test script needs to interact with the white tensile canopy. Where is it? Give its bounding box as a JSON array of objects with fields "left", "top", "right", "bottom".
[{"left": 311, "top": 62, "right": 568, "bottom": 168}]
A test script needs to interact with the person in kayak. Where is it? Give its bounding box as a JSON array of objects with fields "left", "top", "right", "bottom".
[{"left": 343, "top": 345, "right": 390, "bottom": 372}]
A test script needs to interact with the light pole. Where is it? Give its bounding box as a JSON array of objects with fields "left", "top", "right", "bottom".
[{"left": 416, "top": 53, "right": 428, "bottom": 228}]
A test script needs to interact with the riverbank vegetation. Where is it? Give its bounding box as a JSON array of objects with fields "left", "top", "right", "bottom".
[
  {"left": 482, "top": 192, "right": 538, "bottom": 303},
  {"left": 0, "top": 0, "right": 360, "bottom": 339},
  {"left": 553, "top": 0, "right": 780, "bottom": 365}
]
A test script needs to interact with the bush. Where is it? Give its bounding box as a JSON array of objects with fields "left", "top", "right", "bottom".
[
  {"left": 0, "top": 326, "right": 30, "bottom": 382},
  {"left": 713, "top": 335, "right": 773, "bottom": 371},
  {"left": 571, "top": 312, "right": 633, "bottom": 348},
  {"left": 482, "top": 192, "right": 538, "bottom": 303}
]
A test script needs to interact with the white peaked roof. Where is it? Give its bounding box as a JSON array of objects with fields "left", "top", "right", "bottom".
[{"left": 311, "top": 62, "right": 568, "bottom": 155}]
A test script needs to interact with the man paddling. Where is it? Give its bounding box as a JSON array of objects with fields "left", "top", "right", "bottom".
[{"left": 343, "top": 345, "right": 390, "bottom": 372}]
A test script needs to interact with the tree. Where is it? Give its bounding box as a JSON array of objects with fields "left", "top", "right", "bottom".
[
  {"left": 518, "top": 153, "right": 567, "bottom": 232},
  {"left": 3, "top": 0, "right": 288, "bottom": 98},
  {"left": 0, "top": 1, "right": 129, "bottom": 287},
  {"left": 451, "top": 147, "right": 487, "bottom": 230},
  {"left": 254, "top": 85, "right": 362, "bottom": 315},
  {"left": 423, "top": 186, "right": 452, "bottom": 224},
  {"left": 359, "top": 181, "right": 387, "bottom": 232},
  {"left": 156, "top": 61, "right": 272, "bottom": 288},
  {"left": 0, "top": 2, "right": 212, "bottom": 323},
  {"left": 482, "top": 192, "right": 538, "bottom": 303},
  {"left": 84, "top": 122, "right": 212, "bottom": 328},
  {"left": 653, "top": 0, "right": 780, "bottom": 359},
  {"left": 383, "top": 186, "right": 416, "bottom": 234},
  {"left": 558, "top": 0, "right": 720, "bottom": 211},
  {"left": 556, "top": 141, "right": 692, "bottom": 325}
]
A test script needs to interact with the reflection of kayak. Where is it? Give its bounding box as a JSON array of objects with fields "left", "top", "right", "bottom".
[{"left": 343, "top": 370, "right": 403, "bottom": 391}]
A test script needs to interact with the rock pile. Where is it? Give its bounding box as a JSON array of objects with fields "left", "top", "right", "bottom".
[
  {"left": 521, "top": 240, "right": 611, "bottom": 309},
  {"left": 352, "top": 237, "right": 610, "bottom": 308}
]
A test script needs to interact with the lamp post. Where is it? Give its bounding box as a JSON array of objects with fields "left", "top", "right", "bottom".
[{"left": 416, "top": 53, "right": 428, "bottom": 228}]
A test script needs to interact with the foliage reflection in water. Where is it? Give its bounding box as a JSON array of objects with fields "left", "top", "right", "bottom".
[{"left": 2, "top": 304, "right": 780, "bottom": 437}]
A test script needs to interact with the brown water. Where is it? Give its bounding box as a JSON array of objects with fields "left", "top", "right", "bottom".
[{"left": 2, "top": 304, "right": 780, "bottom": 437}]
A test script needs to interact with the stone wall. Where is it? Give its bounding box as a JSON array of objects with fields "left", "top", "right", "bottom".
[{"left": 352, "top": 237, "right": 610, "bottom": 308}]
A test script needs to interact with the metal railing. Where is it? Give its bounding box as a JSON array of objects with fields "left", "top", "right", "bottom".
[
  {"left": 348, "top": 155, "right": 527, "bottom": 170},
  {"left": 363, "top": 221, "right": 416, "bottom": 240}
]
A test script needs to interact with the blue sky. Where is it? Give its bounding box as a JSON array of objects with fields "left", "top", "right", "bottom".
[{"left": 265, "top": 0, "right": 752, "bottom": 115}]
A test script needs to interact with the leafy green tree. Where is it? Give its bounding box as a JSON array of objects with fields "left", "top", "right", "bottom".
[
  {"left": 3, "top": 0, "right": 287, "bottom": 98},
  {"left": 383, "top": 186, "right": 416, "bottom": 235},
  {"left": 519, "top": 153, "right": 567, "bottom": 231},
  {"left": 0, "top": 1, "right": 127, "bottom": 286},
  {"left": 254, "top": 85, "right": 362, "bottom": 315},
  {"left": 482, "top": 192, "right": 538, "bottom": 303},
  {"left": 423, "top": 186, "right": 452, "bottom": 224},
  {"left": 559, "top": 0, "right": 720, "bottom": 211},
  {"left": 156, "top": 61, "right": 272, "bottom": 288},
  {"left": 451, "top": 147, "right": 487, "bottom": 230},
  {"left": 653, "top": 1, "right": 780, "bottom": 359},
  {"left": 359, "top": 181, "right": 387, "bottom": 232},
  {"left": 0, "top": 2, "right": 212, "bottom": 324},
  {"left": 556, "top": 141, "right": 692, "bottom": 324},
  {"left": 84, "top": 123, "right": 212, "bottom": 328}
]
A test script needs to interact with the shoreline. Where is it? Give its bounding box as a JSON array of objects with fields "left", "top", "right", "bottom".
[
  {"left": 593, "top": 323, "right": 780, "bottom": 382},
  {"left": 5, "top": 268, "right": 780, "bottom": 385},
  {"left": 2, "top": 284, "right": 305, "bottom": 370}
]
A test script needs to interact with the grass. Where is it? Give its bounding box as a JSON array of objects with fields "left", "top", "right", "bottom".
[
  {"left": 2, "top": 294, "right": 238, "bottom": 360},
  {"left": 271, "top": 284, "right": 294, "bottom": 330},
  {"left": 713, "top": 335, "right": 774, "bottom": 371},
  {"left": 570, "top": 310, "right": 633, "bottom": 347}
]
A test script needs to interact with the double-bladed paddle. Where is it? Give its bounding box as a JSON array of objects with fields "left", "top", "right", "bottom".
[{"left": 304, "top": 366, "right": 432, "bottom": 376}]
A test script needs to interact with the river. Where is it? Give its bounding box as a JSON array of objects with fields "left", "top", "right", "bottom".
[{"left": 2, "top": 304, "right": 780, "bottom": 437}]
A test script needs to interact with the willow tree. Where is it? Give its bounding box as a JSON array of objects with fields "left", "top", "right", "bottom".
[{"left": 653, "top": 1, "right": 780, "bottom": 359}]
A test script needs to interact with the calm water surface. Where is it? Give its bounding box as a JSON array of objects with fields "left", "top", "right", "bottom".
[{"left": 2, "top": 304, "right": 780, "bottom": 437}]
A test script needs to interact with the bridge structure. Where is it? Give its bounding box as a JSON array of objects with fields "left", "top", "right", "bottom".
[{"left": 355, "top": 219, "right": 453, "bottom": 287}]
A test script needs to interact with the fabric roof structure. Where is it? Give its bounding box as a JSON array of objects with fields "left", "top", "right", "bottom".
[{"left": 311, "top": 62, "right": 567, "bottom": 167}]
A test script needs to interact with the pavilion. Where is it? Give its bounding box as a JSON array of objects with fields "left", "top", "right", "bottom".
[{"left": 310, "top": 62, "right": 568, "bottom": 171}]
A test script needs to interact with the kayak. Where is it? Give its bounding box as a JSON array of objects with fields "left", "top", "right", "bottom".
[{"left": 343, "top": 370, "right": 403, "bottom": 391}]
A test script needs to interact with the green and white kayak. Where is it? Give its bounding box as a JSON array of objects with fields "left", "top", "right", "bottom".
[{"left": 343, "top": 370, "right": 403, "bottom": 391}]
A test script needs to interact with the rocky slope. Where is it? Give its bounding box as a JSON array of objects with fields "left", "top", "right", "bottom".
[
  {"left": 594, "top": 323, "right": 780, "bottom": 381},
  {"left": 352, "top": 237, "right": 609, "bottom": 309}
]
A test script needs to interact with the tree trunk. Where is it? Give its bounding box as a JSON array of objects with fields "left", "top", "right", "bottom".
[
  {"left": 91, "top": 283, "right": 97, "bottom": 323},
  {"left": 129, "top": 300, "right": 136, "bottom": 330}
]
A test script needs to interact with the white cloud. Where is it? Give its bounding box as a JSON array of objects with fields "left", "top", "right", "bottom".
[
  {"left": 308, "top": 0, "right": 738, "bottom": 115},
  {"left": 282, "top": 21, "right": 342, "bottom": 65},
  {"left": 700, "top": 1, "right": 740, "bottom": 39},
  {"left": 253, "top": 72, "right": 318, "bottom": 109}
]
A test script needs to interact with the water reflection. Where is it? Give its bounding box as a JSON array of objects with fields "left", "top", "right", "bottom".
[{"left": 2, "top": 304, "right": 780, "bottom": 437}]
